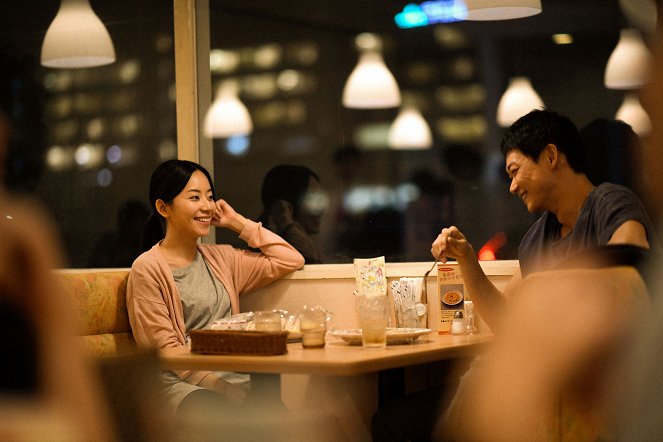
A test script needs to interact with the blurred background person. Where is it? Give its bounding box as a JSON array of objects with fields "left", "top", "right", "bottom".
[
  {"left": 580, "top": 118, "right": 646, "bottom": 200},
  {"left": 404, "top": 168, "right": 455, "bottom": 262},
  {"left": 257, "top": 164, "right": 327, "bottom": 264}
]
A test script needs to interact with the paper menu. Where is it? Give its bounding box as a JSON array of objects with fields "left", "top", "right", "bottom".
[{"left": 353, "top": 256, "right": 386, "bottom": 297}]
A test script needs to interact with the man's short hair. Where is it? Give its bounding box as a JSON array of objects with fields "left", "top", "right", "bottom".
[{"left": 500, "top": 109, "right": 587, "bottom": 173}]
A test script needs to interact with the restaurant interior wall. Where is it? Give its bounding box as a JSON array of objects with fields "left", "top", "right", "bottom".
[{"left": 0, "top": 0, "right": 641, "bottom": 267}]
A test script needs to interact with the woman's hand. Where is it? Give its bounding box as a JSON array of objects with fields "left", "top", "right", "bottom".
[
  {"left": 211, "top": 199, "right": 247, "bottom": 233},
  {"left": 431, "top": 226, "right": 474, "bottom": 263}
]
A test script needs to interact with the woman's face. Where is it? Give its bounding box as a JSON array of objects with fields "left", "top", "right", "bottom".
[
  {"left": 161, "top": 170, "right": 215, "bottom": 240},
  {"left": 296, "top": 176, "right": 328, "bottom": 235}
]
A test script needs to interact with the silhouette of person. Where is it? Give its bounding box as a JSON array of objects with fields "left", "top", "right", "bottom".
[
  {"left": 580, "top": 118, "right": 645, "bottom": 198},
  {"left": 89, "top": 199, "right": 150, "bottom": 268},
  {"left": 257, "top": 164, "right": 327, "bottom": 264},
  {"left": 404, "top": 168, "right": 455, "bottom": 261}
]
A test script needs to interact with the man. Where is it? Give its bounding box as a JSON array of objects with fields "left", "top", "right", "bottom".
[{"left": 431, "top": 109, "right": 656, "bottom": 332}]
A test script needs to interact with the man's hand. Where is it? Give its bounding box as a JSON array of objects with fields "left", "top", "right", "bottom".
[{"left": 431, "top": 226, "right": 474, "bottom": 263}]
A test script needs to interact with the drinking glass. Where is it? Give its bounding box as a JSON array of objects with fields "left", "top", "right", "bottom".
[
  {"left": 254, "top": 310, "right": 283, "bottom": 332},
  {"left": 356, "top": 294, "right": 389, "bottom": 348}
]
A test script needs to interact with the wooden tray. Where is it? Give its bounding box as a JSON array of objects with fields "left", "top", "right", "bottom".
[{"left": 190, "top": 330, "right": 289, "bottom": 355}]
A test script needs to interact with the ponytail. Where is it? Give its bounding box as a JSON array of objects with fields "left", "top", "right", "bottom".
[{"left": 139, "top": 212, "right": 164, "bottom": 253}]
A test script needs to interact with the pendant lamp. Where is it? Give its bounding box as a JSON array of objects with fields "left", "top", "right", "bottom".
[
  {"left": 615, "top": 94, "right": 651, "bottom": 136},
  {"left": 342, "top": 33, "right": 401, "bottom": 109},
  {"left": 41, "top": 0, "right": 115, "bottom": 68},
  {"left": 463, "top": 0, "right": 542, "bottom": 21},
  {"left": 388, "top": 105, "right": 433, "bottom": 149},
  {"left": 604, "top": 28, "right": 651, "bottom": 89},
  {"left": 496, "top": 77, "right": 544, "bottom": 127},
  {"left": 204, "top": 82, "right": 253, "bottom": 138}
]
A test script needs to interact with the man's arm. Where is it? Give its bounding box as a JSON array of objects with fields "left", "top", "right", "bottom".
[
  {"left": 608, "top": 220, "right": 650, "bottom": 249},
  {"left": 432, "top": 226, "right": 511, "bottom": 331}
]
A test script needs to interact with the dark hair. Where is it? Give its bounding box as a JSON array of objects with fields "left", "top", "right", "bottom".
[
  {"left": 140, "top": 160, "right": 215, "bottom": 251},
  {"left": 500, "top": 109, "right": 586, "bottom": 173},
  {"left": 258, "top": 164, "right": 319, "bottom": 221}
]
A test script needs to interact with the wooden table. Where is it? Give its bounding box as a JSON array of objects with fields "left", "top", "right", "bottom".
[
  {"left": 161, "top": 332, "right": 492, "bottom": 374},
  {"left": 160, "top": 332, "right": 492, "bottom": 440}
]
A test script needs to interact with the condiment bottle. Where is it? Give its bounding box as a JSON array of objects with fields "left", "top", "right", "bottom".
[{"left": 451, "top": 311, "right": 466, "bottom": 335}]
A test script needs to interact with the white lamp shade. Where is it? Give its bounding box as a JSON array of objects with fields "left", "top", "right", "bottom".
[
  {"left": 342, "top": 51, "right": 401, "bottom": 109},
  {"left": 204, "top": 85, "right": 253, "bottom": 138},
  {"left": 388, "top": 106, "right": 433, "bottom": 149},
  {"left": 615, "top": 94, "right": 652, "bottom": 136},
  {"left": 463, "top": 0, "right": 542, "bottom": 21},
  {"left": 496, "top": 77, "right": 544, "bottom": 127},
  {"left": 604, "top": 28, "right": 651, "bottom": 89},
  {"left": 41, "top": 0, "right": 115, "bottom": 68}
]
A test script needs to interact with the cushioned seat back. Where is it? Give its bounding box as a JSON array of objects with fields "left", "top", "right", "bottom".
[{"left": 59, "top": 270, "right": 135, "bottom": 356}]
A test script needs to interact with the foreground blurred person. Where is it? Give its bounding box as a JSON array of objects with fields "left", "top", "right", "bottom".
[
  {"left": 0, "top": 108, "right": 116, "bottom": 440},
  {"left": 612, "top": 14, "right": 663, "bottom": 440},
  {"left": 127, "top": 159, "right": 304, "bottom": 417}
]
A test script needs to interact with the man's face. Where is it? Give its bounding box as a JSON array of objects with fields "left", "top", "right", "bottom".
[{"left": 505, "top": 149, "right": 553, "bottom": 213}]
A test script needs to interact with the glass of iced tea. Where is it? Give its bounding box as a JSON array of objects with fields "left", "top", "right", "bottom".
[{"left": 356, "top": 294, "right": 389, "bottom": 348}]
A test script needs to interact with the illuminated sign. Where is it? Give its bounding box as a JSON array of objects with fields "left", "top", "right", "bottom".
[{"left": 394, "top": 1, "right": 468, "bottom": 29}]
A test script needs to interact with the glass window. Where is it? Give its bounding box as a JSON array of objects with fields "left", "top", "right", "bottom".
[
  {"left": 207, "top": 2, "right": 636, "bottom": 263},
  {"left": 1, "top": 0, "right": 176, "bottom": 267}
]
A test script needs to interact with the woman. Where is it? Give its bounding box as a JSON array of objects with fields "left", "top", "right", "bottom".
[
  {"left": 126, "top": 159, "right": 304, "bottom": 416},
  {"left": 257, "top": 164, "right": 326, "bottom": 263}
]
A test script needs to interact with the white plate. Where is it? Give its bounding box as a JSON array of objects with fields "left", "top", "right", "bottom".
[{"left": 329, "top": 328, "right": 432, "bottom": 345}]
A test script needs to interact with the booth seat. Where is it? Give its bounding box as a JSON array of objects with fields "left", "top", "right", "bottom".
[{"left": 57, "top": 269, "right": 134, "bottom": 356}]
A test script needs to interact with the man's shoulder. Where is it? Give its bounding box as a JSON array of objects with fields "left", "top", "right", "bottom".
[{"left": 593, "top": 182, "right": 639, "bottom": 199}]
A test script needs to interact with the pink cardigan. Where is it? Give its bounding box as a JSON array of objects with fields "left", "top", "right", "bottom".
[{"left": 126, "top": 220, "right": 304, "bottom": 385}]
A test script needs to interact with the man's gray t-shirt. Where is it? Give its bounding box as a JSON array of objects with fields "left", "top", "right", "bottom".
[{"left": 518, "top": 183, "right": 657, "bottom": 277}]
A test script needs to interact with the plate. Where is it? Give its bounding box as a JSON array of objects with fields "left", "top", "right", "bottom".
[
  {"left": 329, "top": 328, "right": 432, "bottom": 345},
  {"left": 442, "top": 290, "right": 463, "bottom": 306}
]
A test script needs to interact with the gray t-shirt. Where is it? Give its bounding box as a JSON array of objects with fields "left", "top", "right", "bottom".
[
  {"left": 173, "top": 250, "right": 231, "bottom": 332},
  {"left": 161, "top": 251, "right": 249, "bottom": 414},
  {"left": 518, "top": 183, "right": 657, "bottom": 277}
]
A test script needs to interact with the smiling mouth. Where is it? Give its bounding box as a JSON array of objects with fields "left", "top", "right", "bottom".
[{"left": 195, "top": 217, "right": 211, "bottom": 223}]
